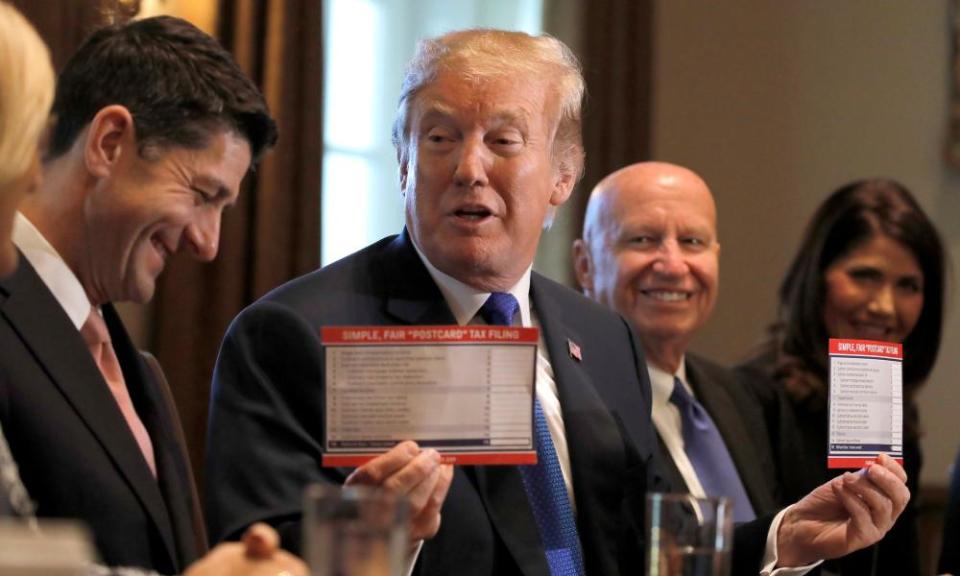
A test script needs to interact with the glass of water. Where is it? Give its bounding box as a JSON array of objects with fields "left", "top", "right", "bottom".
[
  {"left": 303, "top": 484, "right": 408, "bottom": 576},
  {"left": 646, "top": 493, "right": 733, "bottom": 576}
]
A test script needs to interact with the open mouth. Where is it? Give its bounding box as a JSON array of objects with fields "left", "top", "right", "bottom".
[
  {"left": 453, "top": 206, "right": 493, "bottom": 221},
  {"left": 641, "top": 290, "right": 691, "bottom": 302}
]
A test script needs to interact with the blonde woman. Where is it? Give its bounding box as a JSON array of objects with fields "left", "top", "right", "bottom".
[{"left": 0, "top": 0, "right": 53, "bottom": 277}]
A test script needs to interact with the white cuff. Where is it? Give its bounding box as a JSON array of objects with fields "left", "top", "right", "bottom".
[
  {"left": 404, "top": 539, "right": 424, "bottom": 576},
  {"left": 759, "top": 506, "right": 822, "bottom": 576}
]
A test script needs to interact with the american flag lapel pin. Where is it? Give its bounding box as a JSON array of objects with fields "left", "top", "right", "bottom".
[{"left": 567, "top": 338, "right": 582, "bottom": 362}]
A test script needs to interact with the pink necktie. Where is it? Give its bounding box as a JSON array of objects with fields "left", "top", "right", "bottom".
[{"left": 81, "top": 309, "right": 156, "bottom": 477}]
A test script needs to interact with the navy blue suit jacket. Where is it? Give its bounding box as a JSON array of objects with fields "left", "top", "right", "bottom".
[{"left": 206, "top": 232, "right": 772, "bottom": 575}]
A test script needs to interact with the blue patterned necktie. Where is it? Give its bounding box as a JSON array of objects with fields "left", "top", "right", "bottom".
[
  {"left": 670, "top": 377, "right": 756, "bottom": 522},
  {"left": 479, "top": 293, "right": 586, "bottom": 575}
]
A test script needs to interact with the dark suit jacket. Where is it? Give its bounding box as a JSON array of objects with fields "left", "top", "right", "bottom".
[
  {"left": 0, "top": 257, "right": 202, "bottom": 574},
  {"left": 653, "top": 354, "right": 780, "bottom": 517},
  {"left": 206, "top": 232, "right": 772, "bottom": 575}
]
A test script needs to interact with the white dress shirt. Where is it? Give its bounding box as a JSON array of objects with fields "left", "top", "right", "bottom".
[
  {"left": 648, "top": 361, "right": 709, "bottom": 498},
  {"left": 12, "top": 212, "right": 91, "bottom": 328},
  {"left": 413, "top": 243, "right": 575, "bottom": 505}
]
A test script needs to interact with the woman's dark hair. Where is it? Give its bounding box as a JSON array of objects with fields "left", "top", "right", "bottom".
[{"left": 778, "top": 179, "right": 945, "bottom": 393}]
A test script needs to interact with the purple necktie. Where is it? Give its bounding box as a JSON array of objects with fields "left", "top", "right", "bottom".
[
  {"left": 670, "top": 377, "right": 756, "bottom": 522},
  {"left": 479, "top": 293, "right": 585, "bottom": 575}
]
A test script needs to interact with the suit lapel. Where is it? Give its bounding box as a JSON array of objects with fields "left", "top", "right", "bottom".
[
  {"left": 653, "top": 433, "right": 689, "bottom": 492},
  {"left": 104, "top": 305, "right": 184, "bottom": 566},
  {"left": 0, "top": 261, "right": 178, "bottom": 566},
  {"left": 530, "top": 275, "right": 626, "bottom": 576},
  {"left": 381, "top": 232, "right": 457, "bottom": 325}
]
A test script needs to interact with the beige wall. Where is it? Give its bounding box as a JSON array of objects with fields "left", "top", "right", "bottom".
[{"left": 652, "top": 0, "right": 957, "bottom": 486}]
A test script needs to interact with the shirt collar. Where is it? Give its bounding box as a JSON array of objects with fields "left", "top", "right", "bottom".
[
  {"left": 410, "top": 237, "right": 532, "bottom": 327},
  {"left": 647, "top": 357, "right": 689, "bottom": 408},
  {"left": 13, "top": 212, "right": 92, "bottom": 330}
]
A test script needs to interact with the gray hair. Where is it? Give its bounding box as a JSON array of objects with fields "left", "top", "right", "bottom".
[{"left": 391, "top": 28, "right": 585, "bottom": 183}]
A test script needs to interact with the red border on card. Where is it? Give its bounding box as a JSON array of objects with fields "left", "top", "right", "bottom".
[
  {"left": 322, "top": 325, "right": 539, "bottom": 345},
  {"left": 828, "top": 456, "right": 904, "bottom": 469},
  {"left": 828, "top": 338, "right": 902, "bottom": 360},
  {"left": 323, "top": 451, "right": 537, "bottom": 467}
]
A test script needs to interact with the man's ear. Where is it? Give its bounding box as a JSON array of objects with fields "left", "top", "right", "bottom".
[
  {"left": 549, "top": 164, "right": 576, "bottom": 207},
  {"left": 83, "top": 105, "right": 135, "bottom": 178},
  {"left": 571, "top": 238, "right": 594, "bottom": 296}
]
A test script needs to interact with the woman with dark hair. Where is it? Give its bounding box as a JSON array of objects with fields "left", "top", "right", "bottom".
[{"left": 742, "top": 178, "right": 946, "bottom": 576}]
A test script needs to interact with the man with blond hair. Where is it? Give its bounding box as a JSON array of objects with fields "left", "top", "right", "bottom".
[{"left": 208, "top": 29, "right": 910, "bottom": 576}]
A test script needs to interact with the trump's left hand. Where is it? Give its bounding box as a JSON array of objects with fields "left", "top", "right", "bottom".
[{"left": 775, "top": 453, "right": 910, "bottom": 568}]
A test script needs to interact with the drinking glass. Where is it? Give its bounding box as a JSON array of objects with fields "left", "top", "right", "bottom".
[
  {"left": 303, "top": 484, "right": 408, "bottom": 576},
  {"left": 646, "top": 493, "right": 733, "bottom": 576}
]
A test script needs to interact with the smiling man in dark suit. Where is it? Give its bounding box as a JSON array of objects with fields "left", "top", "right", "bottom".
[
  {"left": 0, "top": 14, "right": 291, "bottom": 575},
  {"left": 574, "top": 161, "right": 792, "bottom": 522},
  {"left": 206, "top": 29, "right": 911, "bottom": 576}
]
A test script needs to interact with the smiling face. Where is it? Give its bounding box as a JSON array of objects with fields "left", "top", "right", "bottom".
[
  {"left": 400, "top": 70, "right": 575, "bottom": 291},
  {"left": 575, "top": 163, "right": 719, "bottom": 371},
  {"left": 822, "top": 234, "right": 924, "bottom": 343},
  {"left": 81, "top": 128, "right": 251, "bottom": 304}
]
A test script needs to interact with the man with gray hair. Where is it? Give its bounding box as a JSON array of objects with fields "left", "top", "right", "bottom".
[{"left": 206, "top": 29, "right": 910, "bottom": 576}]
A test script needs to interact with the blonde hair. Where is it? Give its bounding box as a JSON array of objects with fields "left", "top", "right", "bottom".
[
  {"left": 392, "top": 28, "right": 585, "bottom": 183},
  {"left": 0, "top": 1, "right": 54, "bottom": 187}
]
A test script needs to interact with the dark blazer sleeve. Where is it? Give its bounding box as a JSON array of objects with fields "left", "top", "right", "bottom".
[{"left": 206, "top": 299, "right": 338, "bottom": 549}]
